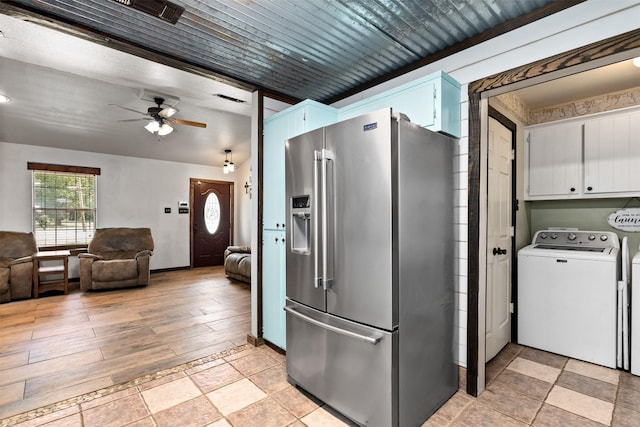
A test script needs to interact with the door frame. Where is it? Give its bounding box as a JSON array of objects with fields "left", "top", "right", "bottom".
[
  {"left": 466, "top": 29, "right": 640, "bottom": 396},
  {"left": 189, "top": 178, "right": 235, "bottom": 268},
  {"left": 486, "top": 105, "right": 517, "bottom": 360}
]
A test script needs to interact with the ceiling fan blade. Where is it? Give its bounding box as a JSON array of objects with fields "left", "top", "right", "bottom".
[
  {"left": 169, "top": 118, "right": 207, "bottom": 128},
  {"left": 118, "top": 118, "right": 152, "bottom": 122},
  {"left": 159, "top": 106, "right": 178, "bottom": 118},
  {"left": 109, "top": 104, "right": 148, "bottom": 115}
]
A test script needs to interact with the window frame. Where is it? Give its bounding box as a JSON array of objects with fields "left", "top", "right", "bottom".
[{"left": 28, "top": 162, "right": 101, "bottom": 250}]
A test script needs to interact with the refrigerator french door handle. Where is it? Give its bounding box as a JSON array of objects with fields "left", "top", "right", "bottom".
[
  {"left": 321, "top": 148, "right": 334, "bottom": 291},
  {"left": 313, "top": 150, "right": 322, "bottom": 288},
  {"left": 284, "top": 306, "right": 382, "bottom": 344}
]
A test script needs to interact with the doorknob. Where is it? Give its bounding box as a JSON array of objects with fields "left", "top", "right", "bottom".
[{"left": 493, "top": 247, "right": 507, "bottom": 255}]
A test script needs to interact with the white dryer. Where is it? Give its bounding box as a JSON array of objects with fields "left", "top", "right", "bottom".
[
  {"left": 632, "top": 249, "right": 640, "bottom": 376},
  {"left": 518, "top": 229, "right": 622, "bottom": 369}
]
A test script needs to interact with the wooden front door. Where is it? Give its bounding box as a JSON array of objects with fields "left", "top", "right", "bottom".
[{"left": 191, "top": 179, "right": 233, "bottom": 268}]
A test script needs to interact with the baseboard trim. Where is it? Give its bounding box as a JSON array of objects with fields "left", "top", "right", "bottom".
[{"left": 150, "top": 266, "right": 191, "bottom": 274}]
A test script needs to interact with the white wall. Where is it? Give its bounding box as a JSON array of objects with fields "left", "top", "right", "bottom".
[
  {"left": 0, "top": 141, "right": 248, "bottom": 276},
  {"left": 234, "top": 159, "right": 252, "bottom": 246},
  {"left": 331, "top": 0, "right": 640, "bottom": 367}
]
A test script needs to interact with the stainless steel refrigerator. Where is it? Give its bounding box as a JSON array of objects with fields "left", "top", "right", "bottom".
[{"left": 284, "top": 108, "right": 457, "bottom": 427}]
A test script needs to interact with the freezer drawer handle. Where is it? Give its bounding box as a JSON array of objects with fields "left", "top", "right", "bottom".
[{"left": 284, "top": 306, "right": 382, "bottom": 345}]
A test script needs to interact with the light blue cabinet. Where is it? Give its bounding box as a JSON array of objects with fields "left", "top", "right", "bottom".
[
  {"left": 261, "top": 229, "right": 286, "bottom": 348},
  {"left": 338, "top": 70, "right": 461, "bottom": 137},
  {"left": 262, "top": 99, "right": 338, "bottom": 349},
  {"left": 263, "top": 100, "right": 338, "bottom": 230}
]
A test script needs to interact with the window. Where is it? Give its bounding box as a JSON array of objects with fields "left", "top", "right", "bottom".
[
  {"left": 29, "top": 162, "right": 100, "bottom": 248},
  {"left": 204, "top": 192, "right": 221, "bottom": 234}
]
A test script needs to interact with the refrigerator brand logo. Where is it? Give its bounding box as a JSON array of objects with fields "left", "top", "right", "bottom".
[{"left": 363, "top": 122, "right": 377, "bottom": 131}]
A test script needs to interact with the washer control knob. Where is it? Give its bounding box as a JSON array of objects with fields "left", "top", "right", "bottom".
[
  {"left": 540, "top": 233, "right": 548, "bottom": 239},
  {"left": 551, "top": 233, "right": 558, "bottom": 239},
  {"left": 600, "top": 234, "right": 608, "bottom": 241},
  {"left": 568, "top": 233, "right": 577, "bottom": 241},
  {"left": 588, "top": 234, "right": 596, "bottom": 241}
]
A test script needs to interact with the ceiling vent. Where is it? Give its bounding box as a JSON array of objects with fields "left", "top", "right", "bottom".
[
  {"left": 111, "top": 0, "right": 185, "bottom": 24},
  {"left": 213, "top": 94, "right": 247, "bottom": 103}
]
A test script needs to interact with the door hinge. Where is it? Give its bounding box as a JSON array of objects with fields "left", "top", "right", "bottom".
[
  {"left": 510, "top": 226, "right": 515, "bottom": 237},
  {"left": 510, "top": 303, "right": 514, "bottom": 314},
  {"left": 511, "top": 149, "right": 515, "bottom": 160}
]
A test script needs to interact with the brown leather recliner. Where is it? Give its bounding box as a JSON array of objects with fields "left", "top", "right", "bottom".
[
  {"left": 79, "top": 227, "right": 154, "bottom": 291},
  {"left": 0, "top": 231, "right": 38, "bottom": 302},
  {"left": 224, "top": 246, "right": 251, "bottom": 283}
]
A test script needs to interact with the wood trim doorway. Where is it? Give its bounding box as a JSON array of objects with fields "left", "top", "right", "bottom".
[
  {"left": 190, "top": 178, "right": 235, "bottom": 268},
  {"left": 466, "top": 28, "right": 640, "bottom": 397}
]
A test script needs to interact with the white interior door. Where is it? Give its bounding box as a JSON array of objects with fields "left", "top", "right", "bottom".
[{"left": 486, "top": 116, "right": 513, "bottom": 361}]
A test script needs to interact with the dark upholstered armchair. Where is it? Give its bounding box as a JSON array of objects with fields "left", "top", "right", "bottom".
[
  {"left": 79, "top": 228, "right": 154, "bottom": 291},
  {"left": 0, "top": 231, "right": 38, "bottom": 302},
  {"left": 224, "top": 246, "right": 251, "bottom": 283}
]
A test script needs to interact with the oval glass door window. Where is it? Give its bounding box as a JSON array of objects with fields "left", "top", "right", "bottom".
[{"left": 204, "top": 193, "right": 221, "bottom": 234}]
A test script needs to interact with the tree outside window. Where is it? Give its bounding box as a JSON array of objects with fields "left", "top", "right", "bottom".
[{"left": 30, "top": 163, "right": 99, "bottom": 248}]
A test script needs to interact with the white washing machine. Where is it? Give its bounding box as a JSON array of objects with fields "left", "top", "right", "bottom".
[
  {"left": 518, "top": 229, "right": 622, "bottom": 369},
  {"left": 632, "top": 249, "right": 640, "bottom": 376}
]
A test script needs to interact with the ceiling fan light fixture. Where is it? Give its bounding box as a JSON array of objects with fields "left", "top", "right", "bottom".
[
  {"left": 158, "top": 123, "right": 174, "bottom": 136},
  {"left": 159, "top": 106, "right": 178, "bottom": 118},
  {"left": 145, "top": 120, "right": 160, "bottom": 133}
]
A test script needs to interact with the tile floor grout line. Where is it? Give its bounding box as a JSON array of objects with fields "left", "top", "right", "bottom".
[{"left": 529, "top": 352, "right": 570, "bottom": 425}]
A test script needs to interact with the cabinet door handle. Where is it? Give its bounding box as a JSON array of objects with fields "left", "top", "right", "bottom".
[
  {"left": 570, "top": 187, "right": 575, "bottom": 192},
  {"left": 587, "top": 186, "right": 593, "bottom": 191}
]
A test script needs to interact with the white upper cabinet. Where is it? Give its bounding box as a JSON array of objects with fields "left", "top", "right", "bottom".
[
  {"left": 526, "top": 121, "right": 583, "bottom": 199},
  {"left": 584, "top": 109, "right": 640, "bottom": 195},
  {"left": 525, "top": 106, "right": 640, "bottom": 201}
]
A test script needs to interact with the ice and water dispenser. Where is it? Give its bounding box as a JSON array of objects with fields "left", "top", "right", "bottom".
[{"left": 291, "top": 195, "right": 311, "bottom": 254}]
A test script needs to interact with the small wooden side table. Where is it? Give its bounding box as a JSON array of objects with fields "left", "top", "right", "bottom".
[{"left": 32, "top": 250, "right": 70, "bottom": 298}]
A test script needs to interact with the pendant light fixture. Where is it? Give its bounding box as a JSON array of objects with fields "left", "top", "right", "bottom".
[{"left": 223, "top": 149, "right": 232, "bottom": 174}]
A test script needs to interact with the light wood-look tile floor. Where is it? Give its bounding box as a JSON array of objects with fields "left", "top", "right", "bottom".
[{"left": 0, "top": 267, "right": 251, "bottom": 420}]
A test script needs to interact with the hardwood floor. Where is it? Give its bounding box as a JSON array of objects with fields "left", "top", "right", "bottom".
[{"left": 0, "top": 267, "right": 251, "bottom": 419}]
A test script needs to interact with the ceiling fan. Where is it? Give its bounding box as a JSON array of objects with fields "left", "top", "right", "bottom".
[{"left": 110, "top": 97, "right": 207, "bottom": 136}]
